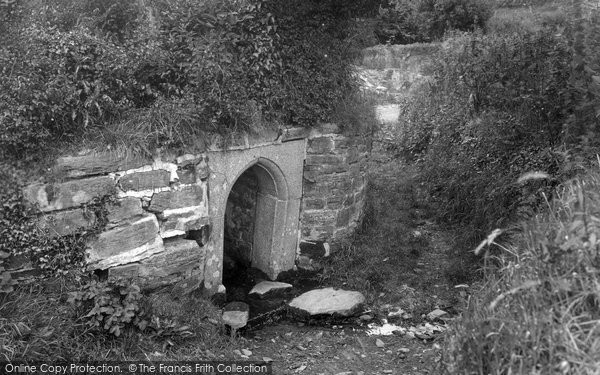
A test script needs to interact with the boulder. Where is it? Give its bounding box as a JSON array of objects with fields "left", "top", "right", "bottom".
[{"left": 288, "top": 288, "right": 365, "bottom": 317}]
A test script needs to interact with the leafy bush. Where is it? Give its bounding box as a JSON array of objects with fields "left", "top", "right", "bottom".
[
  {"left": 1, "top": 0, "right": 371, "bottom": 160},
  {"left": 375, "top": 0, "right": 492, "bottom": 44},
  {"left": 69, "top": 279, "right": 148, "bottom": 337},
  {"left": 443, "top": 171, "right": 600, "bottom": 374},
  {"left": 399, "top": 30, "right": 571, "bottom": 231}
]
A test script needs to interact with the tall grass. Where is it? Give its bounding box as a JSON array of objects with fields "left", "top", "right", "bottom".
[{"left": 442, "top": 169, "right": 600, "bottom": 374}]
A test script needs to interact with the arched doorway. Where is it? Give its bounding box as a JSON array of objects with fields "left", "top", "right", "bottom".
[
  {"left": 204, "top": 140, "right": 305, "bottom": 294},
  {"left": 222, "top": 159, "right": 290, "bottom": 290}
]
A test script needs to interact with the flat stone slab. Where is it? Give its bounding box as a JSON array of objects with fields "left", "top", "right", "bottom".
[
  {"left": 249, "top": 281, "right": 292, "bottom": 298},
  {"left": 288, "top": 288, "right": 365, "bottom": 317},
  {"left": 223, "top": 302, "right": 250, "bottom": 330}
]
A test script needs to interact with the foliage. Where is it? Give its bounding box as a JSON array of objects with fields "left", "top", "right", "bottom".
[
  {"left": 375, "top": 0, "right": 492, "bottom": 44},
  {"left": 443, "top": 170, "right": 600, "bottom": 374},
  {"left": 562, "top": 0, "right": 600, "bottom": 155},
  {"left": 1, "top": 0, "right": 372, "bottom": 160},
  {"left": 396, "top": 30, "right": 572, "bottom": 238},
  {"left": 69, "top": 278, "right": 148, "bottom": 337}
]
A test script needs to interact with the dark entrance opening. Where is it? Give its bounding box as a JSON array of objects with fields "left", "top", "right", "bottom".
[{"left": 223, "top": 167, "right": 268, "bottom": 300}]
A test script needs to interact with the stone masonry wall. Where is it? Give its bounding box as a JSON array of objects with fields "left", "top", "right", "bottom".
[
  {"left": 23, "top": 151, "right": 210, "bottom": 291},
  {"left": 20, "top": 125, "right": 371, "bottom": 292},
  {"left": 301, "top": 125, "right": 370, "bottom": 244}
]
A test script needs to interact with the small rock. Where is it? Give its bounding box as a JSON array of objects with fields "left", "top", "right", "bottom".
[
  {"left": 406, "top": 332, "right": 416, "bottom": 339},
  {"left": 233, "top": 350, "right": 242, "bottom": 356},
  {"left": 242, "top": 349, "right": 252, "bottom": 356},
  {"left": 359, "top": 314, "right": 373, "bottom": 321},
  {"left": 387, "top": 307, "right": 405, "bottom": 318},
  {"left": 383, "top": 370, "right": 393, "bottom": 374},
  {"left": 263, "top": 357, "right": 273, "bottom": 363},
  {"left": 398, "top": 347, "right": 410, "bottom": 353},
  {"left": 376, "top": 339, "right": 385, "bottom": 348},
  {"left": 427, "top": 309, "right": 448, "bottom": 320},
  {"left": 222, "top": 302, "right": 249, "bottom": 330},
  {"left": 249, "top": 281, "right": 293, "bottom": 298}
]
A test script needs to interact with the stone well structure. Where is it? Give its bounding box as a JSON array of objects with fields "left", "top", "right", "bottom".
[{"left": 22, "top": 125, "right": 370, "bottom": 294}]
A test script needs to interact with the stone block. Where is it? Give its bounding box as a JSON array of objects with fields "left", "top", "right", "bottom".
[
  {"left": 137, "top": 237, "right": 206, "bottom": 288},
  {"left": 305, "top": 163, "right": 348, "bottom": 175},
  {"left": 304, "top": 198, "right": 325, "bottom": 210},
  {"left": 87, "top": 214, "right": 162, "bottom": 267},
  {"left": 148, "top": 185, "right": 204, "bottom": 212},
  {"left": 55, "top": 152, "right": 149, "bottom": 178},
  {"left": 305, "top": 154, "right": 345, "bottom": 166},
  {"left": 177, "top": 164, "right": 197, "bottom": 184},
  {"left": 307, "top": 137, "right": 333, "bottom": 154},
  {"left": 336, "top": 206, "right": 356, "bottom": 227},
  {"left": 106, "top": 197, "right": 145, "bottom": 228},
  {"left": 301, "top": 225, "right": 335, "bottom": 241},
  {"left": 346, "top": 148, "right": 360, "bottom": 164},
  {"left": 23, "top": 176, "right": 115, "bottom": 212},
  {"left": 118, "top": 170, "right": 170, "bottom": 191},
  {"left": 302, "top": 210, "right": 337, "bottom": 226},
  {"left": 281, "top": 127, "right": 310, "bottom": 142},
  {"left": 159, "top": 210, "right": 210, "bottom": 238},
  {"left": 108, "top": 263, "right": 140, "bottom": 279},
  {"left": 37, "top": 209, "right": 96, "bottom": 237},
  {"left": 318, "top": 123, "right": 341, "bottom": 134},
  {"left": 332, "top": 137, "right": 356, "bottom": 149}
]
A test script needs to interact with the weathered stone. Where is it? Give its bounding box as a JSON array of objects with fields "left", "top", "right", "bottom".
[
  {"left": 118, "top": 170, "right": 170, "bottom": 191},
  {"left": 24, "top": 177, "right": 115, "bottom": 212},
  {"left": 281, "top": 127, "right": 310, "bottom": 142},
  {"left": 177, "top": 164, "right": 197, "bottom": 184},
  {"left": 301, "top": 225, "right": 335, "bottom": 241},
  {"left": 319, "top": 123, "right": 341, "bottom": 134},
  {"left": 307, "top": 137, "right": 333, "bottom": 154},
  {"left": 289, "top": 288, "right": 365, "bottom": 316},
  {"left": 37, "top": 209, "right": 96, "bottom": 236},
  {"left": 302, "top": 210, "right": 337, "bottom": 225},
  {"left": 106, "top": 197, "right": 145, "bottom": 228},
  {"left": 295, "top": 254, "right": 323, "bottom": 272},
  {"left": 108, "top": 263, "right": 140, "bottom": 279},
  {"left": 138, "top": 237, "right": 205, "bottom": 283},
  {"left": 159, "top": 210, "right": 209, "bottom": 238},
  {"left": 304, "top": 198, "right": 325, "bottom": 210},
  {"left": 55, "top": 152, "right": 149, "bottom": 178},
  {"left": 427, "top": 309, "right": 448, "bottom": 320},
  {"left": 336, "top": 207, "right": 352, "bottom": 227},
  {"left": 249, "top": 281, "right": 292, "bottom": 298},
  {"left": 148, "top": 185, "right": 204, "bottom": 212},
  {"left": 222, "top": 302, "right": 250, "bottom": 329},
  {"left": 305, "top": 154, "right": 345, "bottom": 166},
  {"left": 87, "top": 214, "right": 162, "bottom": 268}
]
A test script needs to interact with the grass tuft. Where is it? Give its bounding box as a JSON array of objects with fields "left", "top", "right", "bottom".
[{"left": 442, "top": 169, "right": 600, "bottom": 374}]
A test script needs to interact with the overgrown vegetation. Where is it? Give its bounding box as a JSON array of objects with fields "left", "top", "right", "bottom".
[
  {"left": 0, "top": 0, "right": 377, "bottom": 160},
  {"left": 375, "top": 0, "right": 492, "bottom": 44},
  {"left": 444, "top": 171, "right": 600, "bottom": 374},
  {"left": 0, "top": 279, "right": 224, "bottom": 361},
  {"left": 389, "top": 0, "right": 599, "bottom": 281},
  {"left": 387, "top": 1, "right": 600, "bottom": 372}
]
